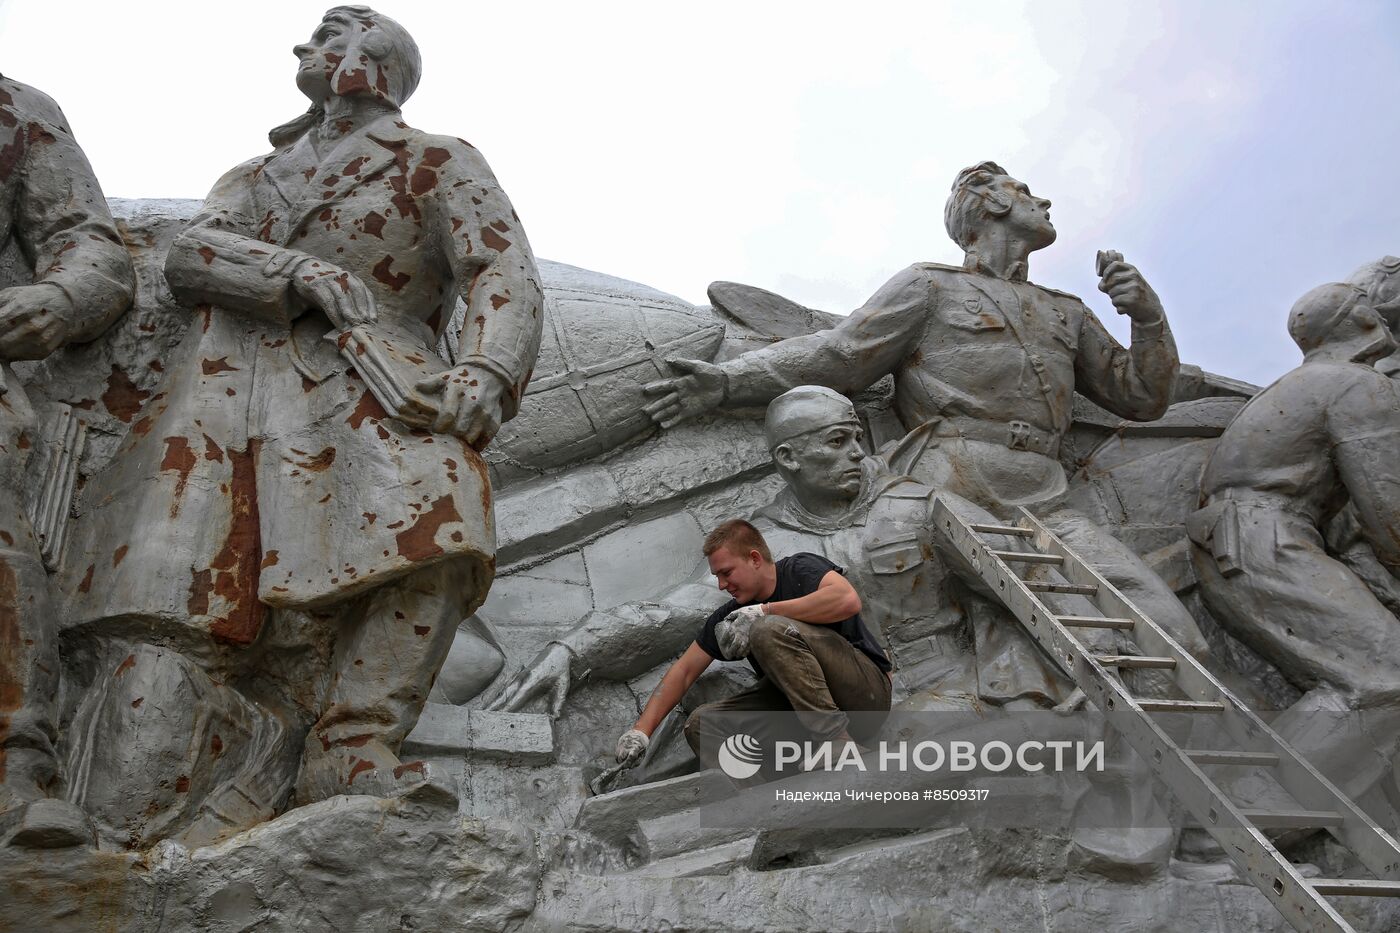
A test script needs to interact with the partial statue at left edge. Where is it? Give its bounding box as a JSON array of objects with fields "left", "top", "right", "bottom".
[
  {"left": 0, "top": 74, "right": 134, "bottom": 847},
  {"left": 54, "top": 5, "right": 542, "bottom": 848}
]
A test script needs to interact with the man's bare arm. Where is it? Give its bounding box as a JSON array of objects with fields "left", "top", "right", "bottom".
[
  {"left": 764, "top": 570, "right": 861, "bottom": 623},
  {"left": 632, "top": 642, "right": 715, "bottom": 736}
]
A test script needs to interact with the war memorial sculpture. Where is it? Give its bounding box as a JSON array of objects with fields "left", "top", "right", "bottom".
[{"left": 1, "top": 7, "right": 1400, "bottom": 932}]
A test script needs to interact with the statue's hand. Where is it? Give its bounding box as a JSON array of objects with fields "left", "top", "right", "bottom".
[
  {"left": 290, "top": 260, "right": 379, "bottom": 328},
  {"left": 0, "top": 284, "right": 73, "bottom": 360},
  {"left": 1096, "top": 250, "right": 1164, "bottom": 325},
  {"left": 642, "top": 357, "right": 725, "bottom": 428},
  {"left": 485, "top": 642, "right": 573, "bottom": 718},
  {"left": 1052, "top": 687, "right": 1088, "bottom": 716},
  {"left": 416, "top": 367, "right": 507, "bottom": 449}
]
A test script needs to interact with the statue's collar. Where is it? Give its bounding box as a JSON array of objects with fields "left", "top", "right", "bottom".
[{"left": 963, "top": 252, "right": 1029, "bottom": 283}]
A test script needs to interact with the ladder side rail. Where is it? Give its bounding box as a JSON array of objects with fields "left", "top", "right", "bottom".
[
  {"left": 1015, "top": 506, "right": 1400, "bottom": 881},
  {"left": 1016, "top": 508, "right": 1229, "bottom": 702},
  {"left": 932, "top": 499, "right": 1353, "bottom": 932}
]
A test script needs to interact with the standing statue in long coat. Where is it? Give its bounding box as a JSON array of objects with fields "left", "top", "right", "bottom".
[
  {"left": 0, "top": 74, "right": 133, "bottom": 847},
  {"left": 60, "top": 5, "right": 541, "bottom": 820}
]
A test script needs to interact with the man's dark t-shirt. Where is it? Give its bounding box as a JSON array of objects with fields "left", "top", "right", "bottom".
[{"left": 696, "top": 552, "right": 891, "bottom": 678}]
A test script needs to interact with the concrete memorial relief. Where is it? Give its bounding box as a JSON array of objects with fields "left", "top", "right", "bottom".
[{"left": 0, "top": 10, "right": 1398, "bottom": 932}]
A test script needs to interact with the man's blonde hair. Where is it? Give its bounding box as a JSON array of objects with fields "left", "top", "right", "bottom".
[{"left": 703, "top": 519, "right": 773, "bottom": 563}]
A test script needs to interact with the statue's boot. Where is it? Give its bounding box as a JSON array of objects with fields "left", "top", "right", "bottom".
[
  {"left": 294, "top": 735, "right": 435, "bottom": 804},
  {"left": 173, "top": 775, "right": 284, "bottom": 850},
  {"left": 0, "top": 748, "right": 94, "bottom": 849},
  {"left": 1069, "top": 742, "right": 1173, "bottom": 878}
]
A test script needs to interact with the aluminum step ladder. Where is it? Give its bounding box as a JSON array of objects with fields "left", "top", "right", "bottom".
[{"left": 932, "top": 500, "right": 1400, "bottom": 933}]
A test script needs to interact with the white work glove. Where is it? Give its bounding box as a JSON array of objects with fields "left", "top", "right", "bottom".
[
  {"left": 615, "top": 728, "right": 650, "bottom": 768},
  {"left": 715, "top": 604, "right": 766, "bottom": 661}
]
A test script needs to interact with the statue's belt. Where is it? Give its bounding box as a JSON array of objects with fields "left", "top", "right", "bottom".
[
  {"left": 936, "top": 416, "right": 1058, "bottom": 457},
  {"left": 1187, "top": 492, "right": 1319, "bottom": 579}
]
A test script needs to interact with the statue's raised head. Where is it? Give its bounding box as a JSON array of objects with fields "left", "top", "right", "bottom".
[
  {"left": 274, "top": 7, "right": 422, "bottom": 146},
  {"left": 1346, "top": 256, "right": 1400, "bottom": 328},
  {"left": 1287, "top": 282, "right": 1392, "bottom": 363},
  {"left": 944, "top": 161, "right": 1055, "bottom": 254},
  {"left": 293, "top": 6, "right": 422, "bottom": 108}
]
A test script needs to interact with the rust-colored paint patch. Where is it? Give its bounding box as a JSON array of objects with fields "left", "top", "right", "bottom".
[
  {"left": 0, "top": 127, "right": 23, "bottom": 184},
  {"left": 371, "top": 255, "right": 410, "bottom": 291},
  {"left": 395, "top": 495, "right": 462, "bottom": 561},
  {"left": 481, "top": 226, "right": 512, "bottom": 253},
  {"left": 347, "top": 390, "right": 387, "bottom": 429},
  {"left": 203, "top": 434, "right": 225, "bottom": 463},
  {"left": 131, "top": 697, "right": 143, "bottom": 709},
  {"left": 208, "top": 441, "right": 264, "bottom": 646},
  {"left": 333, "top": 734, "right": 374, "bottom": 748},
  {"left": 101, "top": 366, "right": 151, "bottom": 423},
  {"left": 0, "top": 560, "right": 20, "bottom": 729},
  {"left": 78, "top": 563, "right": 94, "bottom": 594},
  {"left": 292, "top": 446, "right": 337, "bottom": 472},
  {"left": 115, "top": 654, "right": 137, "bottom": 677},
  {"left": 393, "top": 760, "right": 426, "bottom": 780},
  {"left": 187, "top": 568, "right": 212, "bottom": 616},
  {"left": 362, "top": 211, "right": 386, "bottom": 238},
  {"left": 197, "top": 246, "right": 216, "bottom": 265},
  {"left": 132, "top": 415, "right": 154, "bottom": 437},
  {"left": 175, "top": 775, "right": 190, "bottom": 793},
  {"left": 113, "top": 545, "right": 129, "bottom": 567},
  {"left": 347, "top": 757, "right": 375, "bottom": 784},
  {"left": 413, "top": 625, "right": 430, "bottom": 637},
  {"left": 160, "top": 437, "right": 196, "bottom": 511},
  {"left": 201, "top": 357, "right": 239, "bottom": 375},
  {"left": 260, "top": 550, "right": 280, "bottom": 569},
  {"left": 409, "top": 166, "right": 437, "bottom": 196}
]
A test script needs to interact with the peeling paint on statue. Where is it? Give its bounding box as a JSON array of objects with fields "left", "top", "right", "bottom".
[{"left": 55, "top": 7, "right": 541, "bottom": 846}]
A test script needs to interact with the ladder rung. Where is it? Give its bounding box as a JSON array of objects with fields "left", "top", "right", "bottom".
[
  {"left": 1057, "top": 615, "right": 1134, "bottom": 630},
  {"left": 1139, "top": 699, "right": 1225, "bottom": 713},
  {"left": 970, "top": 523, "right": 1032, "bottom": 537},
  {"left": 1310, "top": 879, "right": 1400, "bottom": 897},
  {"left": 1185, "top": 750, "right": 1280, "bottom": 767},
  {"left": 1242, "top": 808, "right": 1345, "bottom": 829},
  {"left": 992, "top": 550, "right": 1063, "bottom": 565},
  {"left": 1025, "top": 581, "right": 1097, "bottom": 596},
  {"left": 1094, "top": 655, "right": 1177, "bottom": 670}
]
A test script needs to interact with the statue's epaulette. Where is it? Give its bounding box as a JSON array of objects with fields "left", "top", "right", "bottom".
[
  {"left": 1038, "top": 284, "right": 1083, "bottom": 302},
  {"left": 914, "top": 261, "right": 1083, "bottom": 303},
  {"left": 880, "top": 480, "right": 935, "bottom": 500},
  {"left": 912, "top": 261, "right": 970, "bottom": 276}
]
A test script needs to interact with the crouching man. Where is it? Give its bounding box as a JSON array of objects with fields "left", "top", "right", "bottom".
[{"left": 615, "top": 520, "right": 893, "bottom": 781}]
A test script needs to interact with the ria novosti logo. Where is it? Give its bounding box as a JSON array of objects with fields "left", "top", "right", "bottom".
[
  {"left": 718, "top": 733, "right": 764, "bottom": 779},
  {"left": 717, "top": 732, "right": 1106, "bottom": 778}
]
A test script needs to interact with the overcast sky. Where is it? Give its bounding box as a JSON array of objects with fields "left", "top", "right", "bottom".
[{"left": 1, "top": 0, "right": 1395, "bottom": 385}]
